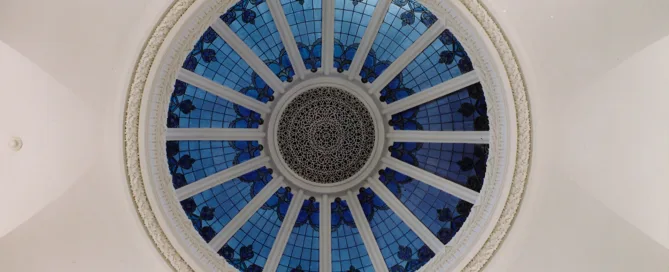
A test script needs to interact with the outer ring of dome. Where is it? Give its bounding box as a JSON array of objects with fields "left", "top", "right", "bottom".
[
  {"left": 267, "top": 75, "right": 385, "bottom": 196},
  {"left": 123, "top": 0, "right": 532, "bottom": 272}
]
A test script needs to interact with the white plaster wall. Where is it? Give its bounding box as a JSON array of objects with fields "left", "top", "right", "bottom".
[
  {"left": 0, "top": 41, "right": 99, "bottom": 238},
  {"left": 1, "top": 0, "right": 669, "bottom": 271}
]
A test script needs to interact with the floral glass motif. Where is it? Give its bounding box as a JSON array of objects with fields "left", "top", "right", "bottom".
[
  {"left": 181, "top": 28, "right": 274, "bottom": 103},
  {"left": 167, "top": 141, "right": 262, "bottom": 186},
  {"left": 331, "top": 199, "right": 374, "bottom": 272},
  {"left": 168, "top": 82, "right": 263, "bottom": 129},
  {"left": 221, "top": 0, "right": 295, "bottom": 81},
  {"left": 333, "top": 0, "right": 377, "bottom": 71},
  {"left": 358, "top": 188, "right": 434, "bottom": 271},
  {"left": 282, "top": 0, "right": 323, "bottom": 70},
  {"left": 390, "top": 142, "right": 488, "bottom": 190},
  {"left": 379, "top": 168, "right": 474, "bottom": 244},
  {"left": 382, "top": 30, "right": 470, "bottom": 103},
  {"left": 220, "top": 186, "right": 294, "bottom": 271},
  {"left": 390, "top": 84, "right": 488, "bottom": 131},
  {"left": 360, "top": 0, "right": 436, "bottom": 82},
  {"left": 278, "top": 199, "right": 321, "bottom": 271}
]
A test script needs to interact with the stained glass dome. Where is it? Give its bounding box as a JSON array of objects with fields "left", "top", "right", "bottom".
[{"left": 161, "top": 0, "right": 493, "bottom": 271}]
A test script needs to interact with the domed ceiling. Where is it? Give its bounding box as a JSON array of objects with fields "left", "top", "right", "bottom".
[{"left": 123, "top": 0, "right": 530, "bottom": 271}]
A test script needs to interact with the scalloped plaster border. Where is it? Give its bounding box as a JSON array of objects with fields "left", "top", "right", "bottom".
[{"left": 123, "top": 0, "right": 531, "bottom": 271}]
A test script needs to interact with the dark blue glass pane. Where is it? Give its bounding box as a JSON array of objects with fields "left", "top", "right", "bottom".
[
  {"left": 167, "top": 141, "right": 261, "bottom": 186},
  {"left": 277, "top": 199, "right": 321, "bottom": 271},
  {"left": 181, "top": 28, "right": 274, "bottom": 103},
  {"left": 167, "top": 82, "right": 262, "bottom": 129},
  {"left": 389, "top": 84, "right": 488, "bottom": 131},
  {"left": 222, "top": 0, "right": 294, "bottom": 81},
  {"left": 333, "top": 0, "right": 376, "bottom": 70},
  {"left": 361, "top": 0, "right": 436, "bottom": 81},
  {"left": 282, "top": 0, "right": 322, "bottom": 70},
  {"left": 220, "top": 186, "right": 293, "bottom": 271},
  {"left": 379, "top": 168, "right": 474, "bottom": 244},
  {"left": 391, "top": 143, "right": 488, "bottom": 188},
  {"left": 359, "top": 188, "right": 433, "bottom": 271},
  {"left": 331, "top": 200, "right": 374, "bottom": 272}
]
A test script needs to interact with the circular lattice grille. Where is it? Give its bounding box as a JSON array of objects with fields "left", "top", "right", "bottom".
[{"left": 277, "top": 87, "right": 375, "bottom": 184}]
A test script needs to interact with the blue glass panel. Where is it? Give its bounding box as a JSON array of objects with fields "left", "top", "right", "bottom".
[
  {"left": 222, "top": 0, "right": 294, "bottom": 81},
  {"left": 182, "top": 28, "right": 274, "bottom": 103},
  {"left": 389, "top": 84, "right": 488, "bottom": 131},
  {"left": 278, "top": 200, "right": 320, "bottom": 271},
  {"left": 391, "top": 143, "right": 488, "bottom": 188},
  {"left": 361, "top": 0, "right": 436, "bottom": 82},
  {"left": 166, "top": 141, "right": 262, "bottom": 187},
  {"left": 379, "top": 168, "right": 474, "bottom": 244},
  {"left": 358, "top": 188, "right": 434, "bottom": 271},
  {"left": 331, "top": 199, "right": 374, "bottom": 272},
  {"left": 333, "top": 0, "right": 377, "bottom": 71},
  {"left": 167, "top": 82, "right": 262, "bottom": 129},
  {"left": 220, "top": 186, "right": 294, "bottom": 271},
  {"left": 282, "top": 0, "right": 322, "bottom": 70}
]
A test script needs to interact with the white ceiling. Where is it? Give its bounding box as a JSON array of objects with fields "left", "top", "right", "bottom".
[{"left": 0, "top": 0, "right": 668, "bottom": 271}]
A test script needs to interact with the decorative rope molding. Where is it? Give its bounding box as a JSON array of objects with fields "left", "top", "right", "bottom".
[{"left": 123, "top": 0, "right": 531, "bottom": 271}]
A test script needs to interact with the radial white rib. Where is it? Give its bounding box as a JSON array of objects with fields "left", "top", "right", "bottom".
[
  {"left": 387, "top": 130, "right": 489, "bottom": 144},
  {"left": 319, "top": 194, "right": 332, "bottom": 272},
  {"left": 267, "top": 0, "right": 307, "bottom": 79},
  {"left": 366, "top": 177, "right": 444, "bottom": 252},
  {"left": 166, "top": 128, "right": 266, "bottom": 141},
  {"left": 211, "top": 19, "right": 285, "bottom": 93},
  {"left": 321, "top": 0, "right": 335, "bottom": 74},
  {"left": 347, "top": 0, "right": 392, "bottom": 79},
  {"left": 382, "top": 71, "right": 480, "bottom": 115},
  {"left": 177, "top": 69, "right": 271, "bottom": 114},
  {"left": 381, "top": 157, "right": 479, "bottom": 204},
  {"left": 209, "top": 176, "right": 286, "bottom": 251},
  {"left": 264, "top": 189, "right": 305, "bottom": 271},
  {"left": 345, "top": 191, "right": 389, "bottom": 272},
  {"left": 176, "top": 156, "right": 270, "bottom": 201},
  {"left": 368, "top": 23, "right": 447, "bottom": 94}
]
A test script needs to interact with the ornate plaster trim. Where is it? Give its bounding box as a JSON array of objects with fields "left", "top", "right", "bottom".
[{"left": 123, "top": 0, "right": 531, "bottom": 271}]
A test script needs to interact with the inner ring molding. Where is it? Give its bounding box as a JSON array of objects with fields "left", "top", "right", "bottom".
[{"left": 267, "top": 76, "right": 385, "bottom": 196}]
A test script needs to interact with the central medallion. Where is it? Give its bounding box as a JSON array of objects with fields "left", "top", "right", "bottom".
[{"left": 277, "top": 87, "right": 375, "bottom": 184}]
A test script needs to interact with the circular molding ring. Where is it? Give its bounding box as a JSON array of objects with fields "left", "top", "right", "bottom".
[{"left": 123, "top": 0, "right": 531, "bottom": 271}]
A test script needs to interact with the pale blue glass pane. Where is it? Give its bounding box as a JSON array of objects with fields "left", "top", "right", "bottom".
[
  {"left": 166, "top": 141, "right": 261, "bottom": 185},
  {"left": 182, "top": 28, "right": 274, "bottom": 103},
  {"left": 282, "top": 0, "right": 322, "bottom": 70},
  {"left": 333, "top": 0, "right": 377, "bottom": 70},
  {"left": 332, "top": 200, "right": 374, "bottom": 272},
  {"left": 167, "top": 82, "right": 262, "bottom": 129},
  {"left": 412, "top": 143, "right": 484, "bottom": 186},
  {"left": 277, "top": 200, "right": 320, "bottom": 271},
  {"left": 221, "top": 186, "right": 293, "bottom": 270},
  {"left": 189, "top": 178, "right": 254, "bottom": 234},
  {"left": 360, "top": 188, "right": 432, "bottom": 271}
]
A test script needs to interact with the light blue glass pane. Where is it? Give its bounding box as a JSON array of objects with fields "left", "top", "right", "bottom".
[
  {"left": 167, "top": 82, "right": 262, "bottom": 129},
  {"left": 282, "top": 0, "right": 322, "bottom": 70},
  {"left": 361, "top": 0, "right": 436, "bottom": 81},
  {"left": 390, "top": 86, "right": 484, "bottom": 131},
  {"left": 182, "top": 28, "right": 274, "bottom": 103},
  {"left": 223, "top": 0, "right": 294, "bottom": 81},
  {"left": 332, "top": 200, "right": 374, "bottom": 272},
  {"left": 167, "top": 141, "right": 261, "bottom": 185},
  {"left": 277, "top": 200, "right": 320, "bottom": 272},
  {"left": 222, "top": 186, "right": 293, "bottom": 270},
  {"left": 397, "top": 38, "right": 463, "bottom": 92},
  {"left": 189, "top": 178, "right": 254, "bottom": 234},
  {"left": 361, "top": 189, "right": 431, "bottom": 271},
  {"left": 333, "top": 0, "right": 377, "bottom": 70}
]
